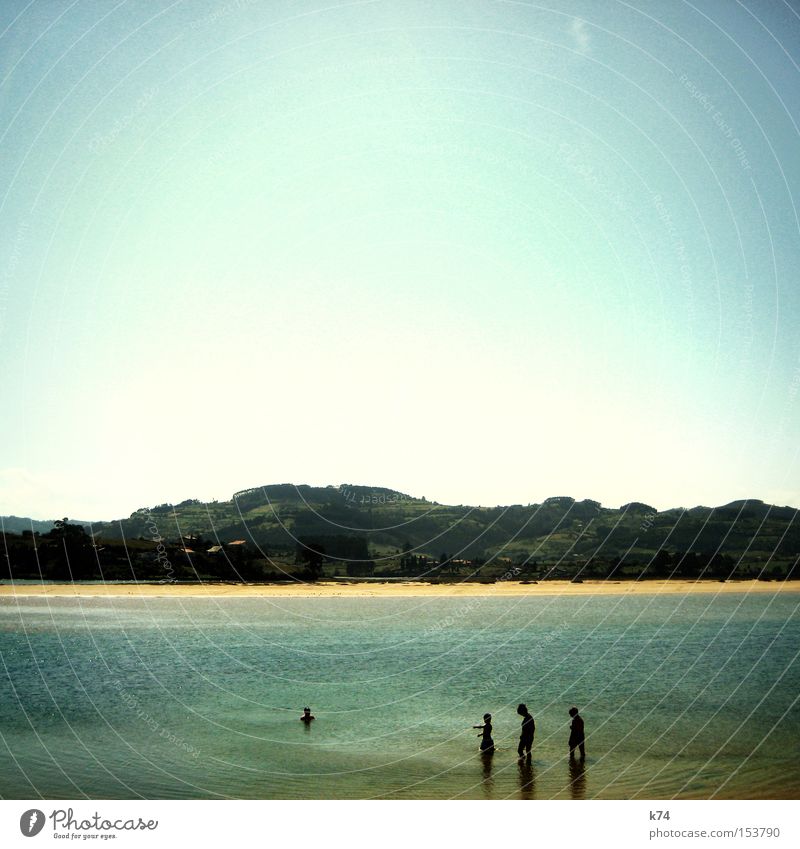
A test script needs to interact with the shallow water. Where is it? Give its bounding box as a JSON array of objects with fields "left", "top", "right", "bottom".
[{"left": 0, "top": 592, "right": 798, "bottom": 799}]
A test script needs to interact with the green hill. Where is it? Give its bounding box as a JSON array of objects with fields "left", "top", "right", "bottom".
[
  {"left": 3, "top": 486, "right": 798, "bottom": 582},
  {"left": 104, "top": 485, "right": 800, "bottom": 575}
]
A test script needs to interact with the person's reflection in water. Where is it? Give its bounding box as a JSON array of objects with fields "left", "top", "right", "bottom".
[
  {"left": 568, "top": 754, "right": 587, "bottom": 799},
  {"left": 480, "top": 748, "right": 495, "bottom": 798},
  {"left": 518, "top": 757, "right": 536, "bottom": 800}
]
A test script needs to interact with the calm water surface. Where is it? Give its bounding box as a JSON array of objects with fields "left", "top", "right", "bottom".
[{"left": 0, "top": 592, "right": 798, "bottom": 799}]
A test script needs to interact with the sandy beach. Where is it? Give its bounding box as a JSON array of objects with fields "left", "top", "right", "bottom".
[{"left": 0, "top": 579, "right": 796, "bottom": 598}]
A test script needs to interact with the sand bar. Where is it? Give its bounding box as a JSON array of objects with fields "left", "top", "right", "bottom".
[{"left": 0, "top": 580, "right": 797, "bottom": 598}]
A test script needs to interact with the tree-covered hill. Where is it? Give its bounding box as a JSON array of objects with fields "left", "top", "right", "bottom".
[{"left": 3, "top": 487, "right": 798, "bottom": 582}]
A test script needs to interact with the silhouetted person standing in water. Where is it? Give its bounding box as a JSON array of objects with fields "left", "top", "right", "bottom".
[
  {"left": 473, "top": 713, "right": 495, "bottom": 753},
  {"left": 300, "top": 706, "right": 315, "bottom": 724},
  {"left": 568, "top": 706, "right": 585, "bottom": 759},
  {"left": 517, "top": 703, "right": 535, "bottom": 759}
]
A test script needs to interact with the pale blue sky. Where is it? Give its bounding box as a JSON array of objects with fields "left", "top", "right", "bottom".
[{"left": 1, "top": 0, "right": 799, "bottom": 519}]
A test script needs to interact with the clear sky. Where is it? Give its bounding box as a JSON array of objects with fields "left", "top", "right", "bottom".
[{"left": 1, "top": 0, "right": 799, "bottom": 520}]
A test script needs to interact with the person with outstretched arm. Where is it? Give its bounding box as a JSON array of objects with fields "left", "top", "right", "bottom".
[
  {"left": 517, "top": 703, "right": 535, "bottom": 759},
  {"left": 473, "top": 713, "right": 495, "bottom": 753}
]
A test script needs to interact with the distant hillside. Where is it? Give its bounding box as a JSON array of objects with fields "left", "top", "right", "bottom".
[
  {"left": 3, "top": 486, "right": 797, "bottom": 583},
  {"left": 0, "top": 515, "right": 91, "bottom": 534},
  {"left": 90, "top": 485, "right": 799, "bottom": 564}
]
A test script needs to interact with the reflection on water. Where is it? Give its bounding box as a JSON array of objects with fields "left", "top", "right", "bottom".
[
  {"left": 569, "top": 757, "right": 587, "bottom": 800},
  {"left": 518, "top": 758, "right": 535, "bottom": 800},
  {"left": 480, "top": 749, "right": 494, "bottom": 798}
]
